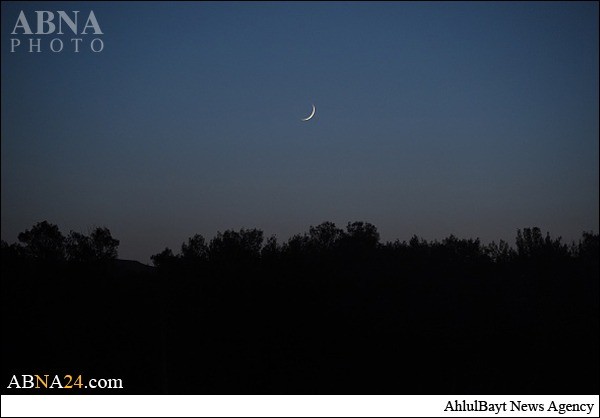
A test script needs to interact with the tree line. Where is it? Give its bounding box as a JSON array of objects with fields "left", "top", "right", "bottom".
[
  {"left": 1, "top": 221, "right": 119, "bottom": 263},
  {"left": 1, "top": 220, "right": 598, "bottom": 267},
  {"left": 2, "top": 220, "right": 598, "bottom": 394}
]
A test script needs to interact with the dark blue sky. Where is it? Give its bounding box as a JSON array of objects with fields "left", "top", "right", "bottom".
[{"left": 2, "top": 2, "right": 598, "bottom": 262}]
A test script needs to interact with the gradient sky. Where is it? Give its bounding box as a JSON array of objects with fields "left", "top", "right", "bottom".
[{"left": 2, "top": 1, "right": 598, "bottom": 263}]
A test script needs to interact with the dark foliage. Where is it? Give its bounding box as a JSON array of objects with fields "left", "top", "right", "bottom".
[
  {"left": 17, "top": 221, "right": 66, "bottom": 262},
  {"left": 2, "top": 221, "right": 598, "bottom": 394},
  {"left": 66, "top": 227, "right": 120, "bottom": 262}
]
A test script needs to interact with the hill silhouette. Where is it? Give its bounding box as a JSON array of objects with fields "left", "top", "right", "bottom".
[{"left": 1, "top": 221, "right": 598, "bottom": 394}]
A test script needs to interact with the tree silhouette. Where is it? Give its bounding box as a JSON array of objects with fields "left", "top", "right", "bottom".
[
  {"left": 66, "top": 231, "right": 94, "bottom": 262},
  {"left": 281, "top": 232, "right": 311, "bottom": 263},
  {"left": 486, "top": 239, "right": 515, "bottom": 263},
  {"left": 436, "top": 235, "right": 485, "bottom": 265},
  {"left": 89, "top": 227, "right": 120, "bottom": 260},
  {"left": 66, "top": 227, "right": 119, "bottom": 262},
  {"left": 181, "top": 234, "right": 208, "bottom": 262},
  {"left": 151, "top": 247, "right": 176, "bottom": 268},
  {"left": 3, "top": 220, "right": 599, "bottom": 394},
  {"left": 208, "top": 228, "right": 263, "bottom": 263},
  {"left": 308, "top": 221, "right": 344, "bottom": 251},
  {"left": 261, "top": 235, "right": 280, "bottom": 261},
  {"left": 516, "top": 227, "right": 569, "bottom": 260},
  {"left": 343, "top": 221, "right": 380, "bottom": 249},
  {"left": 578, "top": 231, "right": 599, "bottom": 260},
  {"left": 17, "top": 221, "right": 65, "bottom": 262}
]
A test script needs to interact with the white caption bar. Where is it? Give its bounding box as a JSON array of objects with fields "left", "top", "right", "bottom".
[{"left": 1, "top": 395, "right": 599, "bottom": 417}]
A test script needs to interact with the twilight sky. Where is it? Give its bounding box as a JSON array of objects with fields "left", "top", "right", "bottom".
[{"left": 1, "top": 2, "right": 598, "bottom": 263}]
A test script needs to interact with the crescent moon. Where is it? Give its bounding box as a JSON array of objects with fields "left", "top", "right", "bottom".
[{"left": 301, "top": 104, "right": 316, "bottom": 121}]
